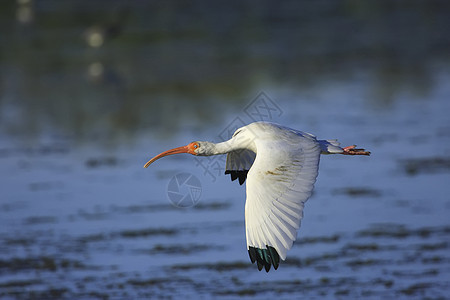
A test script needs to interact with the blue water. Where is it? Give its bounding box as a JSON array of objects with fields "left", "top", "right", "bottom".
[
  {"left": 1, "top": 71, "right": 449, "bottom": 298},
  {"left": 1, "top": 1, "right": 450, "bottom": 298}
]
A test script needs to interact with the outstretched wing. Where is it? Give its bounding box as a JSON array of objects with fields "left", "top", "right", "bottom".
[
  {"left": 225, "top": 150, "right": 256, "bottom": 185},
  {"left": 245, "top": 135, "right": 321, "bottom": 272}
]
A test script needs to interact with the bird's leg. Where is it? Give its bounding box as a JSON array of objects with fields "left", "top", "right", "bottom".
[{"left": 342, "top": 145, "right": 371, "bottom": 156}]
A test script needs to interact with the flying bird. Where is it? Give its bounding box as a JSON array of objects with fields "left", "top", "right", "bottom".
[{"left": 144, "top": 122, "right": 370, "bottom": 272}]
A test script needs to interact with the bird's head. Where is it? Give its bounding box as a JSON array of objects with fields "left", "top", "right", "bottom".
[{"left": 143, "top": 141, "right": 213, "bottom": 168}]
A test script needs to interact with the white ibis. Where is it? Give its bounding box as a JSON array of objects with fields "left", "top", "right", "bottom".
[{"left": 144, "top": 122, "right": 370, "bottom": 272}]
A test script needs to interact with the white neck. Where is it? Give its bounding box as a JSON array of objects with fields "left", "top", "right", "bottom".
[
  {"left": 208, "top": 139, "right": 235, "bottom": 155},
  {"left": 206, "top": 135, "right": 256, "bottom": 155}
]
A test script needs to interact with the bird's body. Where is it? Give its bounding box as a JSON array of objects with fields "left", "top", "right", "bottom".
[{"left": 144, "top": 122, "right": 370, "bottom": 272}]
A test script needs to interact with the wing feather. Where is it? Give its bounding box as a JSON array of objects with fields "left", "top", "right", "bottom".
[
  {"left": 225, "top": 150, "right": 256, "bottom": 185},
  {"left": 245, "top": 133, "right": 321, "bottom": 269}
]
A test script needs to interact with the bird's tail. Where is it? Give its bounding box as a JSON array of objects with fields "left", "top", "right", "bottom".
[{"left": 318, "top": 139, "right": 343, "bottom": 154}]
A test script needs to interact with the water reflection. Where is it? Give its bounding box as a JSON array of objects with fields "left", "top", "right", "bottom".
[{"left": 1, "top": 1, "right": 449, "bottom": 141}]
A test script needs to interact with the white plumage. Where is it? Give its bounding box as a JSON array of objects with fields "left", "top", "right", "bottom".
[
  {"left": 243, "top": 124, "right": 320, "bottom": 259},
  {"left": 144, "top": 121, "right": 370, "bottom": 272}
]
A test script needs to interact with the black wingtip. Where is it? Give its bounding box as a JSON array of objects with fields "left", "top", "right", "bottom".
[
  {"left": 225, "top": 170, "right": 249, "bottom": 185},
  {"left": 248, "top": 247, "right": 256, "bottom": 263},
  {"left": 257, "top": 260, "right": 264, "bottom": 271},
  {"left": 238, "top": 174, "right": 246, "bottom": 185},
  {"left": 248, "top": 246, "right": 280, "bottom": 272},
  {"left": 267, "top": 246, "right": 280, "bottom": 270}
]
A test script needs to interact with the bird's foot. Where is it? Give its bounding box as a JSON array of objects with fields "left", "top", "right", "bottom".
[{"left": 342, "top": 145, "right": 371, "bottom": 156}]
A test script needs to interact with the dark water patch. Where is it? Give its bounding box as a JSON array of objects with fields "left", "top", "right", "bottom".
[
  {"left": 192, "top": 201, "right": 231, "bottom": 211},
  {"left": 126, "top": 276, "right": 195, "bottom": 288},
  {"left": 77, "top": 233, "right": 109, "bottom": 244},
  {"left": 372, "top": 278, "right": 394, "bottom": 289},
  {"left": 109, "top": 200, "right": 231, "bottom": 215},
  {"left": 345, "top": 243, "right": 380, "bottom": 251},
  {"left": 399, "top": 282, "right": 433, "bottom": 296},
  {"left": 20, "top": 144, "right": 70, "bottom": 157},
  {"left": 75, "top": 209, "right": 110, "bottom": 221},
  {"left": 216, "top": 277, "right": 359, "bottom": 297},
  {"left": 392, "top": 268, "right": 439, "bottom": 278},
  {"left": 26, "top": 288, "right": 71, "bottom": 299},
  {"left": 334, "top": 289, "right": 350, "bottom": 296},
  {"left": 135, "top": 243, "right": 217, "bottom": 255},
  {"left": 0, "top": 230, "right": 56, "bottom": 251},
  {"left": 297, "top": 234, "right": 340, "bottom": 245},
  {"left": 28, "top": 181, "right": 64, "bottom": 192},
  {"left": 217, "top": 288, "right": 257, "bottom": 296},
  {"left": 356, "top": 224, "right": 450, "bottom": 239},
  {"left": 118, "top": 227, "right": 178, "bottom": 238},
  {"left": 0, "top": 202, "right": 27, "bottom": 212},
  {"left": 23, "top": 215, "right": 58, "bottom": 225},
  {"left": 74, "top": 227, "right": 180, "bottom": 245},
  {"left": 346, "top": 258, "right": 387, "bottom": 268},
  {"left": 215, "top": 280, "right": 304, "bottom": 297},
  {"left": 0, "top": 256, "right": 94, "bottom": 273},
  {"left": 421, "top": 255, "right": 447, "bottom": 264},
  {"left": 393, "top": 199, "right": 410, "bottom": 208},
  {"left": 415, "top": 241, "right": 448, "bottom": 251},
  {"left": 0, "top": 279, "right": 42, "bottom": 288},
  {"left": 3, "top": 237, "right": 36, "bottom": 247},
  {"left": 216, "top": 276, "right": 440, "bottom": 298},
  {"left": 171, "top": 261, "right": 252, "bottom": 271},
  {"left": 400, "top": 157, "right": 450, "bottom": 176},
  {"left": 333, "top": 187, "right": 382, "bottom": 197},
  {"left": 127, "top": 278, "right": 170, "bottom": 287},
  {"left": 85, "top": 156, "right": 118, "bottom": 168},
  {"left": 84, "top": 291, "right": 110, "bottom": 300},
  {"left": 110, "top": 203, "right": 175, "bottom": 214}
]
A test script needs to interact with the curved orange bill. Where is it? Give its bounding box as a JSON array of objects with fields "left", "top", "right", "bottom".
[{"left": 143, "top": 145, "right": 190, "bottom": 168}]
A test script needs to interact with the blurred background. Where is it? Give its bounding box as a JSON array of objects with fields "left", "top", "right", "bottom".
[{"left": 1, "top": 0, "right": 449, "bottom": 298}]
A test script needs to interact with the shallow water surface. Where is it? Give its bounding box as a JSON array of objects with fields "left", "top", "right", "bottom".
[
  {"left": 1, "top": 1, "right": 450, "bottom": 298},
  {"left": 1, "top": 73, "right": 450, "bottom": 298}
]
